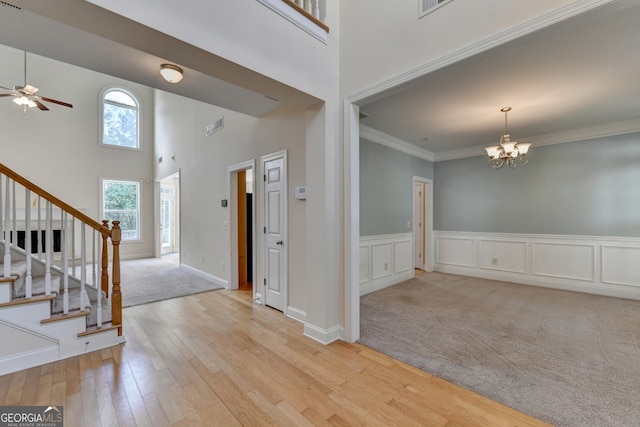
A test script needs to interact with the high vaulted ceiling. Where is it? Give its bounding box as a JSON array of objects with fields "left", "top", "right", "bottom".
[
  {"left": 358, "top": 0, "right": 640, "bottom": 160},
  {"left": 1, "top": 0, "right": 638, "bottom": 159}
]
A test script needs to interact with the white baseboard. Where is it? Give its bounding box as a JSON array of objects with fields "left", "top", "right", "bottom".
[
  {"left": 286, "top": 306, "right": 306, "bottom": 323},
  {"left": 303, "top": 322, "right": 343, "bottom": 345},
  {"left": 180, "top": 264, "right": 229, "bottom": 288},
  {"left": 0, "top": 345, "right": 59, "bottom": 376}
]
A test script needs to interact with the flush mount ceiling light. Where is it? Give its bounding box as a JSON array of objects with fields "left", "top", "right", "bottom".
[
  {"left": 160, "top": 63, "right": 183, "bottom": 83},
  {"left": 484, "top": 107, "right": 532, "bottom": 169}
]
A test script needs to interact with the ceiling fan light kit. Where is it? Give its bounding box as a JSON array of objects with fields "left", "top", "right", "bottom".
[
  {"left": 0, "top": 52, "right": 73, "bottom": 113},
  {"left": 484, "top": 107, "right": 532, "bottom": 169}
]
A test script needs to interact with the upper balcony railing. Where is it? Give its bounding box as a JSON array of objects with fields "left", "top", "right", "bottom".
[{"left": 258, "top": 0, "right": 329, "bottom": 43}]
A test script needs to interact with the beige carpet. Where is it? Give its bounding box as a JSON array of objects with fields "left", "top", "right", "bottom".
[
  {"left": 359, "top": 272, "right": 640, "bottom": 427},
  {"left": 120, "top": 255, "right": 224, "bottom": 307}
]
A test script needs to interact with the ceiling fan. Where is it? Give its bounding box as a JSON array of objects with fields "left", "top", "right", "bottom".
[{"left": 0, "top": 51, "right": 73, "bottom": 112}]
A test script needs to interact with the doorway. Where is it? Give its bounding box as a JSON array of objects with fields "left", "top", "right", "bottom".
[
  {"left": 159, "top": 172, "right": 180, "bottom": 257},
  {"left": 227, "top": 160, "right": 256, "bottom": 297},
  {"left": 237, "top": 169, "right": 254, "bottom": 291}
]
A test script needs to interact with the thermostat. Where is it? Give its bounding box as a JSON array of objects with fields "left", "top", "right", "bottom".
[{"left": 295, "top": 186, "right": 307, "bottom": 200}]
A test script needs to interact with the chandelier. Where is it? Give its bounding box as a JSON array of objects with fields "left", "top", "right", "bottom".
[{"left": 484, "top": 107, "right": 532, "bottom": 169}]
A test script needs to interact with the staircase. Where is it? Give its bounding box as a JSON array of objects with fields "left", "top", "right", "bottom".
[{"left": 0, "top": 163, "right": 124, "bottom": 376}]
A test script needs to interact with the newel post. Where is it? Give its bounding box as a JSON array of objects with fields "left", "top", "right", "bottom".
[
  {"left": 101, "top": 220, "right": 110, "bottom": 298},
  {"left": 111, "top": 220, "right": 122, "bottom": 335}
]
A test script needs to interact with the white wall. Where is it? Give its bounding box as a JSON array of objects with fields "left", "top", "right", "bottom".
[
  {"left": 0, "top": 45, "right": 155, "bottom": 259},
  {"left": 154, "top": 90, "right": 308, "bottom": 314},
  {"left": 87, "top": 0, "right": 339, "bottom": 100},
  {"left": 339, "top": 0, "right": 592, "bottom": 97}
]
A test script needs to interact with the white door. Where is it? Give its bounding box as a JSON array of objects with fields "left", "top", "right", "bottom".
[
  {"left": 263, "top": 155, "right": 286, "bottom": 311},
  {"left": 413, "top": 182, "right": 424, "bottom": 269}
]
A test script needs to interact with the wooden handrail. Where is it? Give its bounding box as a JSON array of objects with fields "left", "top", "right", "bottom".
[
  {"left": 282, "top": 0, "right": 329, "bottom": 32},
  {"left": 0, "top": 163, "right": 110, "bottom": 236}
]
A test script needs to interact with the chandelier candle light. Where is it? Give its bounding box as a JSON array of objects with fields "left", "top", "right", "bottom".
[{"left": 484, "top": 107, "right": 532, "bottom": 169}]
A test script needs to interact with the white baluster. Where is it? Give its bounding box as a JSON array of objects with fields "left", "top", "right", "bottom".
[
  {"left": 80, "top": 224, "right": 88, "bottom": 310},
  {"left": 305, "top": 0, "right": 312, "bottom": 14},
  {"left": 296, "top": 0, "right": 303, "bottom": 8},
  {"left": 92, "top": 229, "right": 97, "bottom": 288},
  {"left": 44, "top": 201, "right": 52, "bottom": 295},
  {"left": 71, "top": 217, "right": 76, "bottom": 275},
  {"left": 96, "top": 233, "right": 102, "bottom": 328},
  {"left": 62, "top": 211, "right": 69, "bottom": 314},
  {"left": 12, "top": 181, "right": 16, "bottom": 243},
  {"left": 313, "top": 0, "right": 320, "bottom": 19},
  {"left": 25, "top": 189, "right": 32, "bottom": 298},
  {"left": 37, "top": 197, "right": 42, "bottom": 259},
  {"left": 3, "top": 177, "right": 11, "bottom": 278}
]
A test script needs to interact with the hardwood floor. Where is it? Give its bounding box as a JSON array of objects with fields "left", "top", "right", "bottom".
[{"left": 0, "top": 289, "right": 550, "bottom": 426}]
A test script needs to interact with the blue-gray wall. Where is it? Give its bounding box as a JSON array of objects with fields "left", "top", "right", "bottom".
[
  {"left": 434, "top": 132, "right": 640, "bottom": 237},
  {"left": 360, "top": 139, "right": 434, "bottom": 236}
]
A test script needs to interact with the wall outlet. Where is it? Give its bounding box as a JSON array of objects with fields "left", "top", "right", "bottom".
[
  {"left": 384, "top": 262, "right": 389, "bottom": 271},
  {"left": 492, "top": 258, "right": 498, "bottom": 265}
]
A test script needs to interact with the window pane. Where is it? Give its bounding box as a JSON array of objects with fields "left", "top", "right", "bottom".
[
  {"left": 103, "top": 103, "right": 138, "bottom": 148},
  {"left": 104, "top": 90, "right": 136, "bottom": 107},
  {"left": 103, "top": 180, "right": 140, "bottom": 241}
]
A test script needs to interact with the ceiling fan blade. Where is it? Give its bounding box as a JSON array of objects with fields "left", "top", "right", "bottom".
[
  {"left": 0, "top": 94, "right": 15, "bottom": 97},
  {"left": 33, "top": 99, "right": 50, "bottom": 111},
  {"left": 0, "top": 85, "right": 14, "bottom": 91},
  {"left": 40, "top": 96, "right": 73, "bottom": 108}
]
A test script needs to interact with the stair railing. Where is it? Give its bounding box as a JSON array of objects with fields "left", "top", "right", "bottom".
[{"left": 0, "top": 163, "right": 122, "bottom": 335}]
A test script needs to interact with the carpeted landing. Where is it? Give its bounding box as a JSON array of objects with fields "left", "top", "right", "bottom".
[
  {"left": 120, "top": 255, "right": 224, "bottom": 308},
  {"left": 359, "top": 272, "right": 640, "bottom": 427}
]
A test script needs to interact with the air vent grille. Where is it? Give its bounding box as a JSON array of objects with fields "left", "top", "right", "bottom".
[
  {"left": 419, "top": 0, "right": 451, "bottom": 18},
  {"left": 0, "top": 1, "right": 22, "bottom": 10},
  {"left": 205, "top": 117, "right": 224, "bottom": 137}
]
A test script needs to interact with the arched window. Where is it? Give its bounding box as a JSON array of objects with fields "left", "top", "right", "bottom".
[{"left": 100, "top": 87, "right": 140, "bottom": 149}]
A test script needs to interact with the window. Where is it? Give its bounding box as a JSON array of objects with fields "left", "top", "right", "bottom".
[
  {"left": 101, "top": 88, "right": 140, "bottom": 149},
  {"left": 102, "top": 179, "right": 141, "bottom": 241}
]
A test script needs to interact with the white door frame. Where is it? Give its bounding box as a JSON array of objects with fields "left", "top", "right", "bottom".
[
  {"left": 260, "top": 150, "right": 288, "bottom": 312},
  {"left": 413, "top": 176, "right": 433, "bottom": 272},
  {"left": 155, "top": 171, "right": 180, "bottom": 259},
  {"left": 227, "top": 159, "right": 256, "bottom": 293}
]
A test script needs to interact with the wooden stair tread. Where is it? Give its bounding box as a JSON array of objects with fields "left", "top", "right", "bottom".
[
  {"left": 78, "top": 322, "right": 121, "bottom": 337},
  {"left": 0, "top": 293, "right": 56, "bottom": 308},
  {"left": 41, "top": 309, "right": 90, "bottom": 324}
]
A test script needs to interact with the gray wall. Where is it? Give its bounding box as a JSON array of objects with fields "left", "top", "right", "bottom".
[
  {"left": 360, "top": 139, "right": 434, "bottom": 236},
  {"left": 434, "top": 132, "right": 640, "bottom": 237}
]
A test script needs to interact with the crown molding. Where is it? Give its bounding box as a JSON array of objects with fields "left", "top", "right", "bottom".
[
  {"left": 434, "top": 118, "right": 640, "bottom": 162},
  {"left": 360, "top": 125, "right": 435, "bottom": 162},
  {"left": 346, "top": 0, "right": 615, "bottom": 104}
]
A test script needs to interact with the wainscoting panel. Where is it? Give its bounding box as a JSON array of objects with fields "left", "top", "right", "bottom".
[
  {"left": 601, "top": 245, "right": 640, "bottom": 288},
  {"left": 436, "top": 237, "right": 476, "bottom": 268},
  {"left": 435, "top": 231, "right": 640, "bottom": 300},
  {"left": 360, "top": 234, "right": 414, "bottom": 295},
  {"left": 532, "top": 242, "right": 595, "bottom": 281},
  {"left": 479, "top": 239, "right": 527, "bottom": 273}
]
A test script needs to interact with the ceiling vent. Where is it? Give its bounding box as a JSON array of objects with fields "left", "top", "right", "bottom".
[
  {"left": 419, "top": 0, "right": 452, "bottom": 18},
  {"left": 205, "top": 117, "right": 224, "bottom": 137},
  {"left": 0, "top": 1, "right": 22, "bottom": 11}
]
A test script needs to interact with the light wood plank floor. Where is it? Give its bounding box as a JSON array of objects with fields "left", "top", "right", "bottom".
[{"left": 0, "top": 289, "right": 550, "bottom": 426}]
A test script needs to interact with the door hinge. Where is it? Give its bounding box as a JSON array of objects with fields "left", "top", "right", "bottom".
[
  {"left": 263, "top": 174, "right": 266, "bottom": 182},
  {"left": 263, "top": 278, "right": 266, "bottom": 286},
  {"left": 264, "top": 226, "right": 266, "bottom": 233}
]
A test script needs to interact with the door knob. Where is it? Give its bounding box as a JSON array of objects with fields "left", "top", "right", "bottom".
[{"left": 276, "top": 240, "right": 283, "bottom": 245}]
